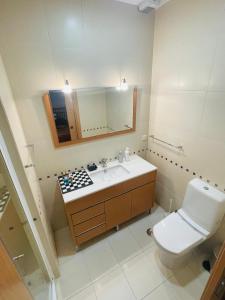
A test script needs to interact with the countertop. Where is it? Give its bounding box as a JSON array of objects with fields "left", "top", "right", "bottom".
[{"left": 62, "top": 155, "right": 157, "bottom": 204}]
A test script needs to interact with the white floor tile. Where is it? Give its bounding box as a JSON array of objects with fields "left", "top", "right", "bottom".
[
  {"left": 143, "top": 281, "right": 177, "bottom": 300},
  {"left": 68, "top": 286, "right": 97, "bottom": 300},
  {"left": 144, "top": 246, "right": 173, "bottom": 281},
  {"left": 24, "top": 268, "right": 49, "bottom": 298},
  {"left": 58, "top": 252, "right": 91, "bottom": 299},
  {"left": 54, "top": 205, "right": 207, "bottom": 300},
  {"left": 122, "top": 249, "right": 168, "bottom": 300},
  {"left": 170, "top": 266, "right": 206, "bottom": 300},
  {"left": 82, "top": 240, "right": 118, "bottom": 281},
  {"left": 94, "top": 267, "right": 136, "bottom": 300},
  {"left": 128, "top": 205, "right": 165, "bottom": 251},
  {"left": 187, "top": 250, "right": 210, "bottom": 288},
  {"left": 147, "top": 205, "right": 166, "bottom": 226},
  {"left": 55, "top": 227, "right": 76, "bottom": 265},
  {"left": 145, "top": 266, "right": 206, "bottom": 300},
  {"left": 128, "top": 215, "right": 156, "bottom": 251},
  {"left": 107, "top": 227, "right": 142, "bottom": 264}
]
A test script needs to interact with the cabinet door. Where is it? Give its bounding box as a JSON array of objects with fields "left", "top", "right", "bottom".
[
  {"left": 105, "top": 193, "right": 131, "bottom": 230},
  {"left": 43, "top": 91, "right": 80, "bottom": 147},
  {"left": 131, "top": 183, "right": 155, "bottom": 218}
]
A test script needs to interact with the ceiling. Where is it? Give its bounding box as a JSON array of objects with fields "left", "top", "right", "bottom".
[
  {"left": 114, "top": 0, "right": 170, "bottom": 8},
  {"left": 115, "top": 0, "right": 141, "bottom": 4}
]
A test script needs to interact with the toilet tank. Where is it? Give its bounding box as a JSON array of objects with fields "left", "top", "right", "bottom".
[{"left": 181, "top": 179, "right": 225, "bottom": 234}]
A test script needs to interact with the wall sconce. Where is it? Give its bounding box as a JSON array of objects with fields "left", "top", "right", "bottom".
[
  {"left": 63, "top": 80, "right": 72, "bottom": 94},
  {"left": 116, "top": 78, "right": 128, "bottom": 91}
]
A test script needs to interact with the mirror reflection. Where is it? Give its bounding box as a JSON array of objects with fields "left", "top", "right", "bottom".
[
  {"left": 76, "top": 87, "right": 134, "bottom": 138},
  {"left": 49, "top": 90, "right": 71, "bottom": 143}
]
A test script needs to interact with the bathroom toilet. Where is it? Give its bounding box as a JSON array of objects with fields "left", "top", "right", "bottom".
[{"left": 153, "top": 179, "right": 225, "bottom": 269}]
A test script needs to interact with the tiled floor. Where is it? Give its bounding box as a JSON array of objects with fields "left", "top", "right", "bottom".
[
  {"left": 24, "top": 269, "right": 50, "bottom": 300},
  {"left": 55, "top": 205, "right": 209, "bottom": 300}
]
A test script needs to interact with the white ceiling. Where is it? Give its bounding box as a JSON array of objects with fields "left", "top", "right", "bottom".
[
  {"left": 115, "top": 0, "right": 141, "bottom": 5},
  {"left": 115, "top": 0, "right": 170, "bottom": 8}
]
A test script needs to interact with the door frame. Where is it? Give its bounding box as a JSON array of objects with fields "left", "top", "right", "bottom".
[
  {"left": 0, "top": 239, "right": 32, "bottom": 300},
  {"left": 201, "top": 242, "right": 225, "bottom": 300},
  {"left": 0, "top": 131, "right": 57, "bottom": 300}
]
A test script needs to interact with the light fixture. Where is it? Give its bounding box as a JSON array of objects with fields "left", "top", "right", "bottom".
[
  {"left": 63, "top": 80, "right": 72, "bottom": 94},
  {"left": 116, "top": 78, "right": 128, "bottom": 91}
]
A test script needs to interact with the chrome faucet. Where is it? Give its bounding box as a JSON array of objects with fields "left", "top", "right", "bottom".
[
  {"left": 99, "top": 158, "right": 108, "bottom": 168},
  {"left": 118, "top": 151, "right": 124, "bottom": 163}
]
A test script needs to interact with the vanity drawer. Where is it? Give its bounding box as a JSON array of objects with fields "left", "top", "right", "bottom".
[
  {"left": 122, "top": 171, "right": 156, "bottom": 191},
  {"left": 71, "top": 203, "right": 104, "bottom": 225},
  {"left": 76, "top": 224, "right": 106, "bottom": 245},
  {"left": 66, "top": 184, "right": 125, "bottom": 214},
  {"left": 73, "top": 214, "right": 105, "bottom": 236}
]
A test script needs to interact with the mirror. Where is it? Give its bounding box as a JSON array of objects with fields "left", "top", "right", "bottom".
[
  {"left": 49, "top": 90, "right": 71, "bottom": 143},
  {"left": 43, "top": 86, "right": 137, "bottom": 147},
  {"left": 76, "top": 87, "right": 135, "bottom": 138}
]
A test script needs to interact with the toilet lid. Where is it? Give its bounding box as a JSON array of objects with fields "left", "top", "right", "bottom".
[{"left": 153, "top": 213, "right": 205, "bottom": 255}]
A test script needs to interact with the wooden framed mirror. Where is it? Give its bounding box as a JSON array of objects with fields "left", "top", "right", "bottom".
[{"left": 43, "top": 87, "right": 137, "bottom": 148}]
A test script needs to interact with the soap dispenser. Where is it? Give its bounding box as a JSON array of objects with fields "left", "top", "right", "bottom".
[{"left": 124, "top": 147, "right": 130, "bottom": 161}]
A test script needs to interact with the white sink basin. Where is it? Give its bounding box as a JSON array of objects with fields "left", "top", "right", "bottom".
[{"left": 90, "top": 165, "right": 129, "bottom": 183}]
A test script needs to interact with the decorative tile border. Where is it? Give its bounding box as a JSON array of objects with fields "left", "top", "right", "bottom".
[
  {"left": 147, "top": 147, "right": 225, "bottom": 192},
  {"left": 37, "top": 146, "right": 225, "bottom": 193},
  {"left": 38, "top": 148, "right": 147, "bottom": 182}
]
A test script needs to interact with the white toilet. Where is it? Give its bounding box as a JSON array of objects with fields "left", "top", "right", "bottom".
[{"left": 153, "top": 178, "right": 225, "bottom": 269}]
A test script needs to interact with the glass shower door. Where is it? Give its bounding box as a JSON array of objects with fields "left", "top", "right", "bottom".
[{"left": 0, "top": 151, "right": 51, "bottom": 300}]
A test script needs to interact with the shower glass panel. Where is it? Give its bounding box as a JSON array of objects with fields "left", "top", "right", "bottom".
[{"left": 0, "top": 151, "right": 51, "bottom": 299}]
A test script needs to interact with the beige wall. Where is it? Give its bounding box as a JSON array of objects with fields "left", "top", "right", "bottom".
[
  {"left": 147, "top": 0, "right": 225, "bottom": 245},
  {"left": 0, "top": 0, "right": 154, "bottom": 230}
]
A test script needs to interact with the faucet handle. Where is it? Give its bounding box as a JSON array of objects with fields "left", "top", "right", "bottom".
[
  {"left": 118, "top": 151, "right": 124, "bottom": 163},
  {"left": 100, "top": 158, "right": 107, "bottom": 162},
  {"left": 99, "top": 158, "right": 108, "bottom": 167}
]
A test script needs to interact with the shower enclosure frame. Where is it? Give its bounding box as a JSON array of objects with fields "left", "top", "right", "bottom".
[{"left": 0, "top": 130, "right": 57, "bottom": 300}]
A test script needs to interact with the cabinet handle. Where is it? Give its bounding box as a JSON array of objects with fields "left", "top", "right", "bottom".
[
  {"left": 76, "top": 222, "right": 105, "bottom": 236},
  {"left": 70, "top": 126, "right": 74, "bottom": 129},
  {"left": 24, "top": 164, "right": 35, "bottom": 169}
]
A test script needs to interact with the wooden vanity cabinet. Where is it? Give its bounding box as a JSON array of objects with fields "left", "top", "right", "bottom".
[
  {"left": 105, "top": 193, "right": 132, "bottom": 230},
  {"left": 65, "top": 171, "right": 156, "bottom": 247},
  {"left": 131, "top": 183, "right": 155, "bottom": 218}
]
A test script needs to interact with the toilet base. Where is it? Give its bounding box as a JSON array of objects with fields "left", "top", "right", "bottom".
[{"left": 158, "top": 246, "right": 193, "bottom": 269}]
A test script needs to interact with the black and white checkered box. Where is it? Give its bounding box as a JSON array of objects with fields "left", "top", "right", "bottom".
[{"left": 58, "top": 169, "right": 93, "bottom": 194}]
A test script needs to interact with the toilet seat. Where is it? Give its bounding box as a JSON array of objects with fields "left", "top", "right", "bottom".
[{"left": 153, "top": 212, "right": 205, "bottom": 255}]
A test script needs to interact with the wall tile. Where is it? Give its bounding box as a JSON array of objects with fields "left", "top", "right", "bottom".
[
  {"left": 42, "top": 0, "right": 83, "bottom": 48},
  {"left": 152, "top": 91, "right": 205, "bottom": 135},
  {"left": 1, "top": 46, "right": 58, "bottom": 99},
  {"left": 209, "top": 36, "right": 225, "bottom": 91},
  {"left": 0, "top": 0, "right": 48, "bottom": 48},
  {"left": 149, "top": 0, "right": 225, "bottom": 245},
  {"left": 200, "top": 92, "right": 225, "bottom": 143}
]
